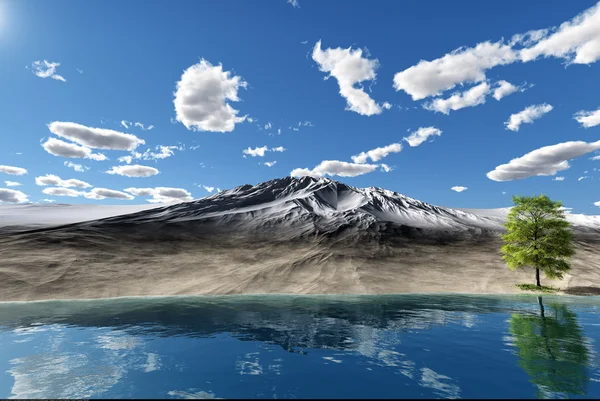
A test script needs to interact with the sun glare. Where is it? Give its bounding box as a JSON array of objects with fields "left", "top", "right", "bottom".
[{"left": 0, "top": 3, "right": 5, "bottom": 37}]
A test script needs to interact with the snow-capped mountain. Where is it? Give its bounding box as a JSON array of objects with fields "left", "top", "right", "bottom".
[
  {"left": 80, "top": 176, "right": 505, "bottom": 237},
  {"left": 65, "top": 176, "right": 600, "bottom": 238},
  {"left": 3, "top": 176, "right": 600, "bottom": 237},
  {"left": 2, "top": 177, "right": 599, "bottom": 301}
]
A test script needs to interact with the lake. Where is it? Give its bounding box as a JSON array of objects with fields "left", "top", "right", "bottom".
[{"left": 0, "top": 294, "right": 599, "bottom": 399}]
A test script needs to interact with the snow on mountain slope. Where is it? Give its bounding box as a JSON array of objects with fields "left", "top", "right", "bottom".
[
  {"left": 3, "top": 177, "right": 599, "bottom": 235},
  {"left": 60, "top": 177, "right": 508, "bottom": 235}
]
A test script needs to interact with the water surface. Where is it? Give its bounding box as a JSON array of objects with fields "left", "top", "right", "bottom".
[{"left": 0, "top": 294, "right": 599, "bottom": 399}]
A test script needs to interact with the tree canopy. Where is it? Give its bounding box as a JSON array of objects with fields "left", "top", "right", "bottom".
[{"left": 502, "top": 194, "right": 574, "bottom": 287}]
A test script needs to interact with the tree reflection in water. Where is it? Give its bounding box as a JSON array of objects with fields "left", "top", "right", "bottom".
[{"left": 509, "top": 296, "right": 590, "bottom": 399}]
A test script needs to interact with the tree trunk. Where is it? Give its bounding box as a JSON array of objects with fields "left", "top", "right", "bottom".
[{"left": 536, "top": 268, "right": 541, "bottom": 287}]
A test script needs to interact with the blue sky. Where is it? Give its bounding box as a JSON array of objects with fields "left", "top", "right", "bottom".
[{"left": 1, "top": 0, "right": 600, "bottom": 213}]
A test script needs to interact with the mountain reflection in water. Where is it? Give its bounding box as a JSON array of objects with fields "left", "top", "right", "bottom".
[{"left": 0, "top": 294, "right": 598, "bottom": 399}]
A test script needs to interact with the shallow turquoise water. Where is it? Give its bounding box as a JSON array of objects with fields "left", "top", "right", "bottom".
[{"left": 0, "top": 294, "right": 599, "bottom": 399}]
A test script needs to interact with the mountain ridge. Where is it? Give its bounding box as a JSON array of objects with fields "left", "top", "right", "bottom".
[
  {"left": 57, "top": 176, "right": 599, "bottom": 238},
  {"left": 3, "top": 176, "right": 599, "bottom": 234},
  {"left": 1, "top": 176, "right": 599, "bottom": 301}
]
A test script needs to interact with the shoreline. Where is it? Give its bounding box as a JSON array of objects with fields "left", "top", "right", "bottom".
[{"left": 0, "top": 290, "right": 599, "bottom": 305}]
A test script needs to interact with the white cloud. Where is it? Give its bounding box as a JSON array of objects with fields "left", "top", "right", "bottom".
[
  {"left": 64, "top": 161, "right": 89, "bottom": 172},
  {"left": 351, "top": 143, "right": 402, "bottom": 164},
  {"left": 423, "top": 81, "right": 490, "bottom": 114},
  {"left": 202, "top": 185, "right": 215, "bottom": 193},
  {"left": 30, "top": 60, "right": 66, "bottom": 82},
  {"left": 117, "top": 153, "right": 140, "bottom": 164},
  {"left": 41, "top": 199, "right": 56, "bottom": 203},
  {"left": 574, "top": 108, "right": 600, "bottom": 128},
  {"left": 125, "top": 144, "right": 187, "bottom": 164},
  {"left": 42, "top": 187, "right": 82, "bottom": 197},
  {"left": 486, "top": 140, "right": 600, "bottom": 181},
  {"left": 393, "top": 2, "right": 600, "bottom": 101},
  {"left": 312, "top": 41, "right": 386, "bottom": 116},
  {"left": 264, "top": 161, "right": 277, "bottom": 167},
  {"left": 553, "top": 176, "right": 565, "bottom": 181},
  {"left": 243, "top": 146, "right": 268, "bottom": 157},
  {"left": 134, "top": 122, "right": 154, "bottom": 131},
  {"left": 290, "top": 160, "right": 379, "bottom": 178},
  {"left": 403, "top": 127, "right": 443, "bottom": 147},
  {"left": 124, "top": 187, "right": 193, "bottom": 203},
  {"left": 578, "top": 176, "right": 589, "bottom": 181},
  {"left": 121, "top": 120, "right": 154, "bottom": 131},
  {"left": 42, "top": 187, "right": 134, "bottom": 200},
  {"left": 519, "top": 2, "right": 600, "bottom": 65},
  {"left": 118, "top": 156, "right": 133, "bottom": 164},
  {"left": 48, "top": 121, "right": 145, "bottom": 151},
  {"left": 5, "top": 181, "right": 21, "bottom": 187},
  {"left": 290, "top": 168, "right": 317, "bottom": 178},
  {"left": 42, "top": 138, "right": 107, "bottom": 160},
  {"left": 380, "top": 164, "right": 394, "bottom": 172},
  {"left": 595, "top": 201, "right": 600, "bottom": 207},
  {"left": 173, "top": 59, "right": 248, "bottom": 132},
  {"left": 0, "top": 165, "right": 28, "bottom": 176},
  {"left": 106, "top": 165, "right": 159, "bottom": 177},
  {"left": 122, "top": 187, "right": 154, "bottom": 196},
  {"left": 492, "top": 80, "right": 519, "bottom": 101},
  {"left": 135, "top": 145, "right": 181, "bottom": 161},
  {"left": 35, "top": 174, "right": 91, "bottom": 188},
  {"left": 243, "top": 146, "right": 285, "bottom": 157},
  {"left": 451, "top": 186, "right": 468, "bottom": 192},
  {"left": 288, "top": 0, "right": 300, "bottom": 8},
  {"left": 76, "top": 68, "right": 83, "bottom": 74},
  {"left": 264, "top": 122, "right": 272, "bottom": 130},
  {"left": 382, "top": 102, "right": 392, "bottom": 110},
  {"left": 84, "top": 188, "right": 134, "bottom": 200},
  {"left": 0, "top": 188, "right": 28, "bottom": 203},
  {"left": 505, "top": 104, "right": 553, "bottom": 131},
  {"left": 510, "top": 29, "right": 552, "bottom": 47},
  {"left": 393, "top": 41, "right": 517, "bottom": 100}
]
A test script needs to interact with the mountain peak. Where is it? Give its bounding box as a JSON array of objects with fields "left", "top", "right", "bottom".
[{"left": 6, "top": 176, "right": 600, "bottom": 238}]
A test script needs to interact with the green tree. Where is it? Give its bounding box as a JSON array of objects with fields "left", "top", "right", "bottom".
[
  {"left": 502, "top": 194, "right": 575, "bottom": 287},
  {"left": 509, "top": 297, "right": 589, "bottom": 398}
]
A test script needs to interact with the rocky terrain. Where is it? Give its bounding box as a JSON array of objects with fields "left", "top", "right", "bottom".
[{"left": 1, "top": 176, "right": 599, "bottom": 301}]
